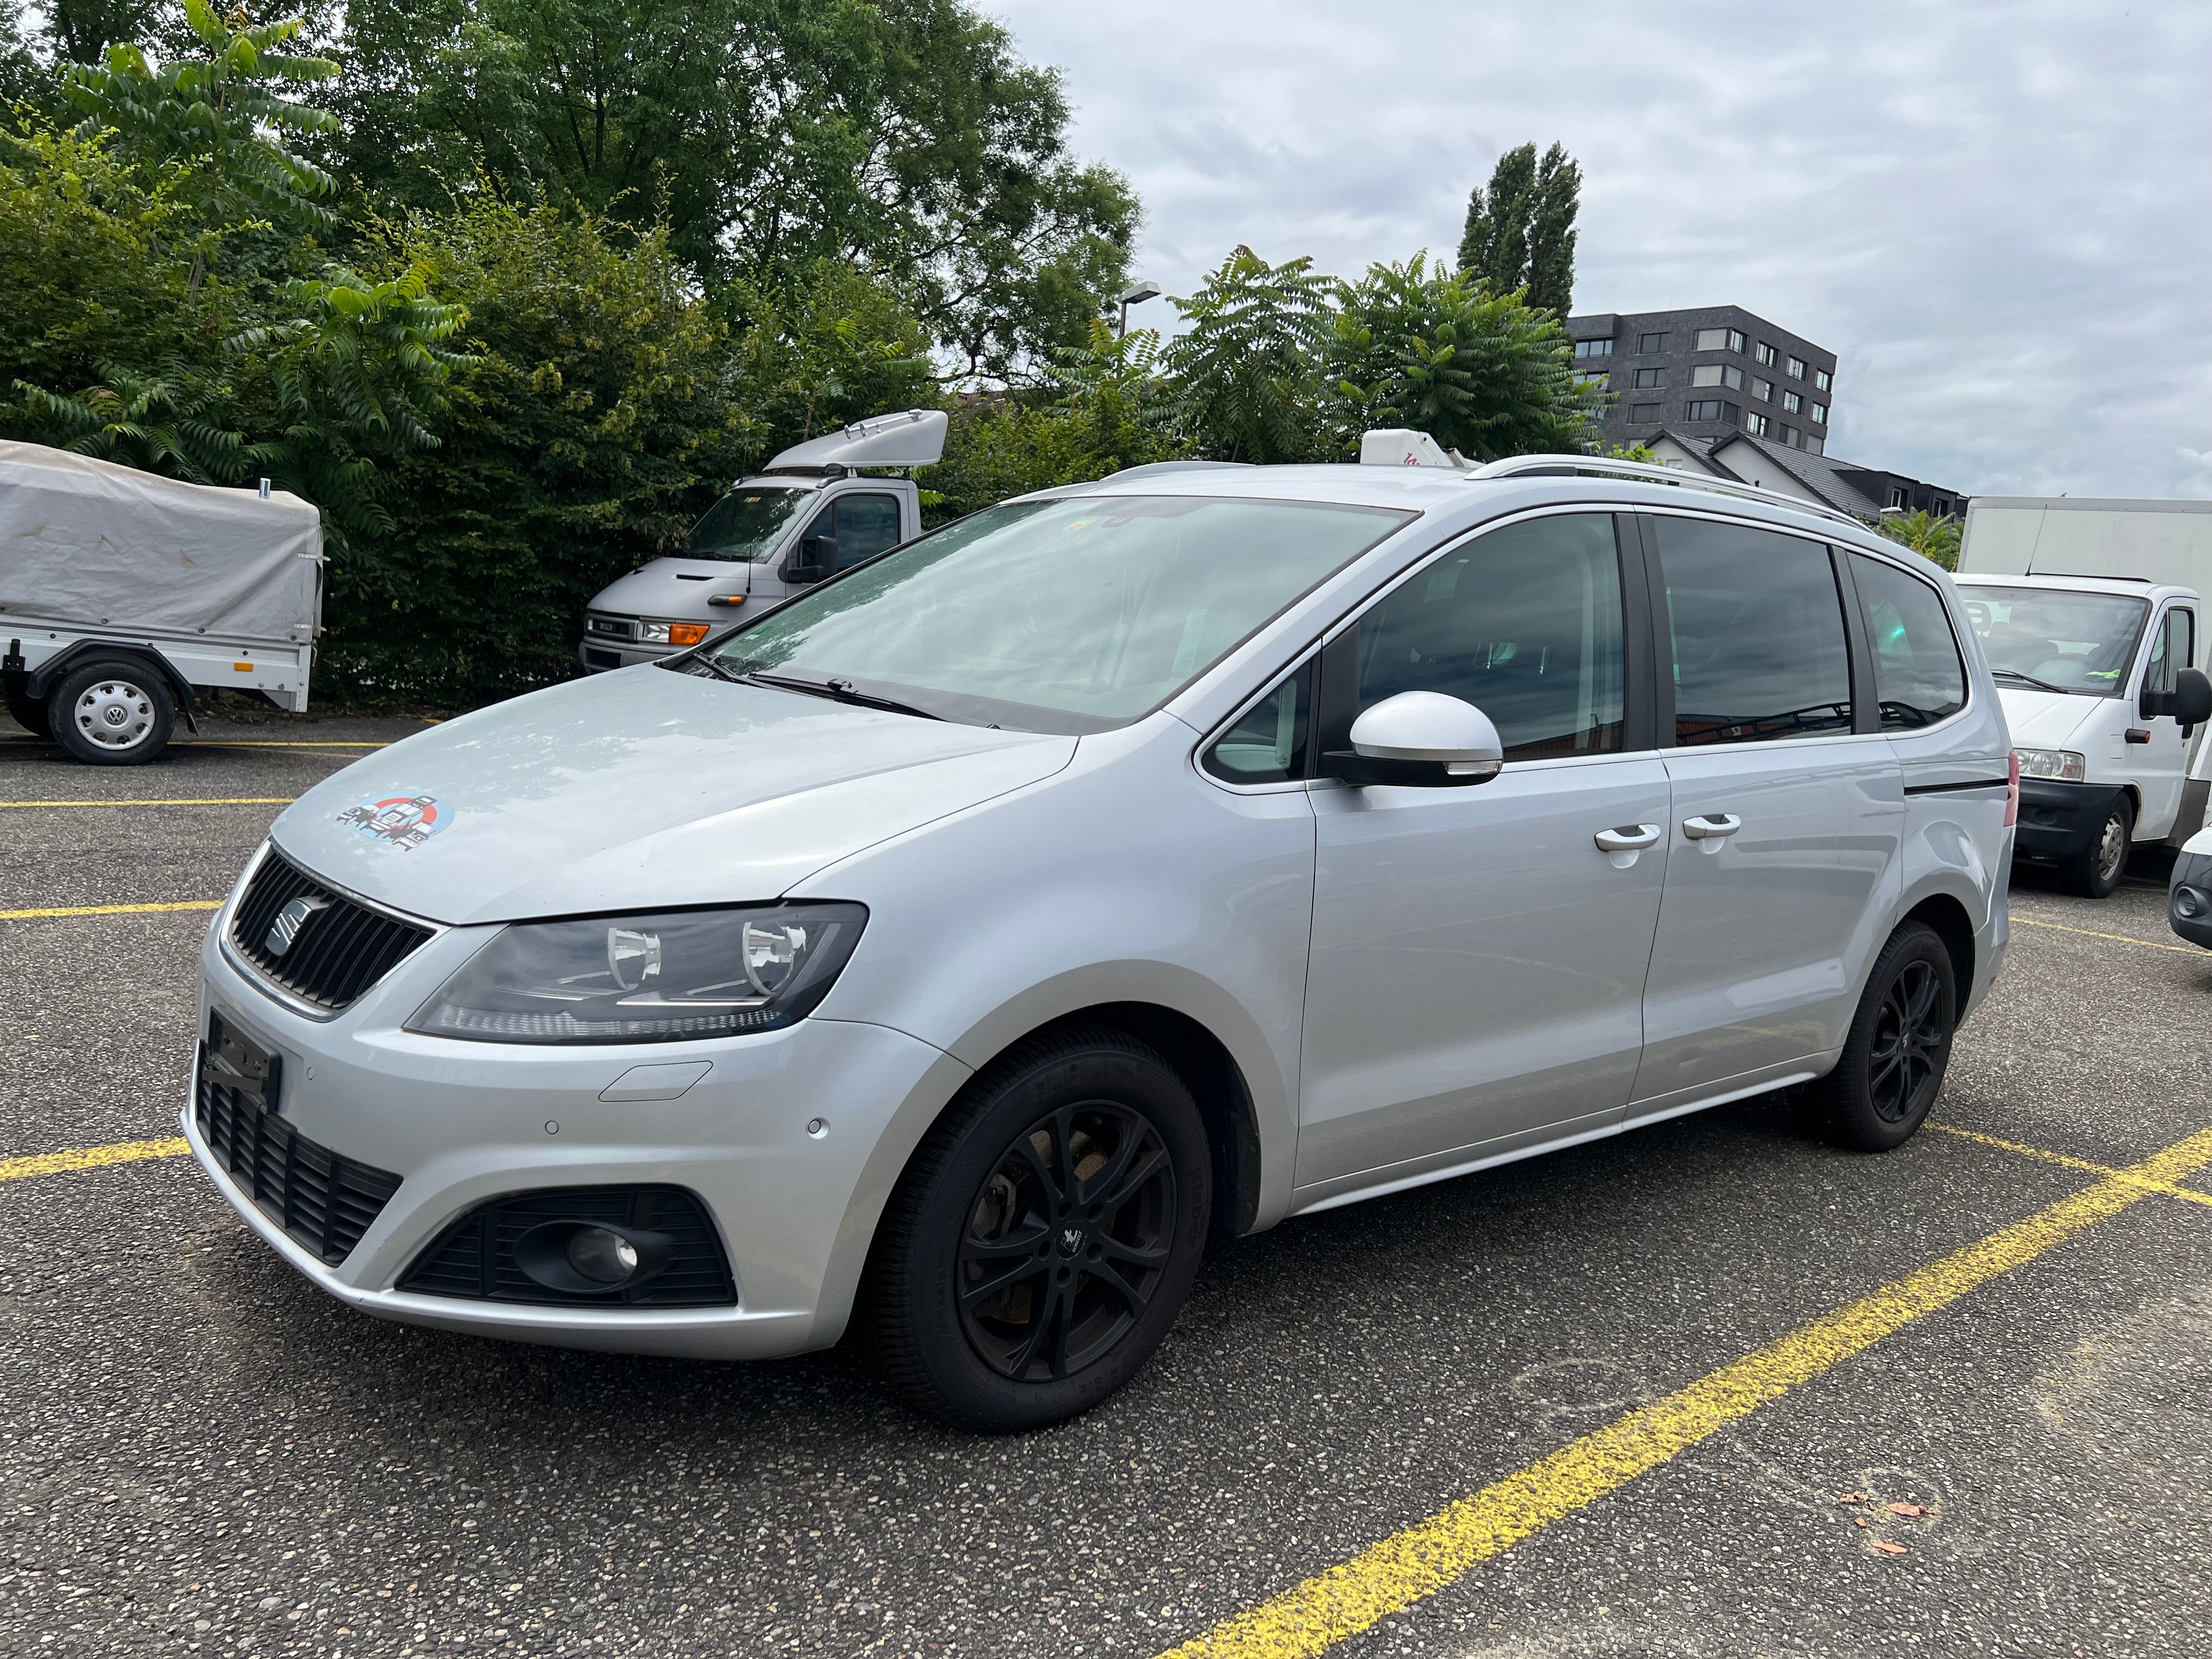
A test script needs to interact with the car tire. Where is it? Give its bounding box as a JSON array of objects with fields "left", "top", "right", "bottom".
[
  {"left": 870, "top": 1026, "right": 1211, "bottom": 1432},
  {"left": 49, "top": 661, "right": 174, "bottom": 765},
  {"left": 4, "top": 688, "right": 49, "bottom": 737},
  {"left": 2061, "top": 794, "right": 2134, "bottom": 899},
  {"left": 1810, "top": 921, "right": 1957, "bottom": 1153}
]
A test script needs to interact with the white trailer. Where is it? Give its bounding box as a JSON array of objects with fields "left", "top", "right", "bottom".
[
  {"left": 1960, "top": 495, "right": 2212, "bottom": 868},
  {"left": 0, "top": 441, "right": 321, "bottom": 764}
]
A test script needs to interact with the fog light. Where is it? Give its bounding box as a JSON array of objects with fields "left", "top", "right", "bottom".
[
  {"left": 567, "top": 1226, "right": 640, "bottom": 1284},
  {"left": 2177, "top": 885, "right": 2207, "bottom": 919}
]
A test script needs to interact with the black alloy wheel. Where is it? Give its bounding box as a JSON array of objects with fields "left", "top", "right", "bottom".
[
  {"left": 956, "top": 1102, "right": 1176, "bottom": 1383},
  {"left": 869, "top": 1027, "right": 1211, "bottom": 1431},
  {"left": 1810, "top": 921, "right": 1956, "bottom": 1152}
]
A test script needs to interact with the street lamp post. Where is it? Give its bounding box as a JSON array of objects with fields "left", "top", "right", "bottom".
[{"left": 1117, "top": 280, "right": 1163, "bottom": 338}]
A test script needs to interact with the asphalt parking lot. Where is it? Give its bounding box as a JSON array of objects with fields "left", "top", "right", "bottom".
[{"left": 3, "top": 712, "right": 2209, "bottom": 1659}]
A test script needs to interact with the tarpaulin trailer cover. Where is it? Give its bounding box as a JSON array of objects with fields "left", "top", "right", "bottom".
[{"left": 0, "top": 440, "right": 321, "bottom": 644}]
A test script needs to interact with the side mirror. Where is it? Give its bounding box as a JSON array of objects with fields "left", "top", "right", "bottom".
[
  {"left": 1325, "top": 691, "right": 1504, "bottom": 787},
  {"left": 782, "top": 534, "right": 836, "bottom": 584},
  {"left": 2143, "top": 667, "right": 2212, "bottom": 725}
]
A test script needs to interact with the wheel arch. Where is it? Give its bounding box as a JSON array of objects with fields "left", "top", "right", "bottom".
[
  {"left": 1900, "top": 889, "right": 1977, "bottom": 1000},
  {"left": 30, "top": 640, "right": 198, "bottom": 726}
]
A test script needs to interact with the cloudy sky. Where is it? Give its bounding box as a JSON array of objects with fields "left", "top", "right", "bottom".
[{"left": 991, "top": 1, "right": 2211, "bottom": 500}]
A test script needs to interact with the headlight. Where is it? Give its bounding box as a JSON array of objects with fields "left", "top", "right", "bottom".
[
  {"left": 636, "top": 620, "right": 710, "bottom": 646},
  {"left": 2013, "top": 748, "right": 2086, "bottom": 782},
  {"left": 405, "top": 902, "right": 867, "bottom": 1045}
]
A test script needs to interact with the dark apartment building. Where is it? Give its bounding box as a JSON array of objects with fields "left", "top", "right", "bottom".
[{"left": 1566, "top": 306, "right": 1838, "bottom": 454}]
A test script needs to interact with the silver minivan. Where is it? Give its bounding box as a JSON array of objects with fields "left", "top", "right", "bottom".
[{"left": 188, "top": 452, "right": 2015, "bottom": 1431}]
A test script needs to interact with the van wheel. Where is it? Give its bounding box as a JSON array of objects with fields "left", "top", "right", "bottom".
[
  {"left": 870, "top": 1028, "right": 1211, "bottom": 1432},
  {"left": 1811, "top": 922, "right": 1956, "bottom": 1152},
  {"left": 2061, "top": 795, "right": 2134, "bottom": 898},
  {"left": 50, "top": 661, "right": 174, "bottom": 765}
]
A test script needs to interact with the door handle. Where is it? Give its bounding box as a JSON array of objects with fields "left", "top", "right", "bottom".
[
  {"left": 1593, "top": 824, "right": 1663, "bottom": 853},
  {"left": 1681, "top": 812, "right": 1743, "bottom": 840}
]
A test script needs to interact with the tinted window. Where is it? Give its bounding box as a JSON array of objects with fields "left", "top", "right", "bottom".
[
  {"left": 1850, "top": 553, "right": 1967, "bottom": 728},
  {"left": 814, "top": 493, "right": 902, "bottom": 571},
  {"left": 1655, "top": 518, "right": 1852, "bottom": 744},
  {"left": 1204, "top": 663, "right": 1311, "bottom": 784},
  {"left": 1355, "top": 514, "right": 1627, "bottom": 760}
]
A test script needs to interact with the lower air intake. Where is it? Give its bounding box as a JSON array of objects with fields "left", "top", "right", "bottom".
[{"left": 399, "top": 1187, "right": 737, "bottom": 1307}]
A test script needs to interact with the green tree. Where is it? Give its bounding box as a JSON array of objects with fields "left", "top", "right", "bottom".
[
  {"left": 1326, "top": 254, "right": 1598, "bottom": 462},
  {"left": 1457, "top": 140, "right": 1580, "bottom": 315},
  {"left": 1874, "top": 508, "right": 1962, "bottom": 572},
  {"left": 1160, "top": 247, "right": 1333, "bottom": 463}
]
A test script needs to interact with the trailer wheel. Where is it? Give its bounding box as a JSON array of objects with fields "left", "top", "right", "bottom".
[
  {"left": 4, "top": 689, "right": 49, "bottom": 737},
  {"left": 50, "top": 661, "right": 175, "bottom": 765}
]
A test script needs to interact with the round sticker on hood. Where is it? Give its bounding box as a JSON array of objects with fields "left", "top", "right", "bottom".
[{"left": 336, "top": 793, "right": 452, "bottom": 850}]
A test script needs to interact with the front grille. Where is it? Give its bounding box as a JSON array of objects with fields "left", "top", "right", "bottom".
[
  {"left": 401, "top": 1187, "right": 737, "bottom": 1307},
  {"left": 229, "top": 847, "right": 433, "bottom": 1012},
  {"left": 587, "top": 614, "right": 637, "bottom": 640},
  {"left": 196, "top": 1014, "right": 400, "bottom": 1264}
]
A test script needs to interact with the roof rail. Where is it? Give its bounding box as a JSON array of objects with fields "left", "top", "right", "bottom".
[{"left": 1469, "top": 453, "right": 1873, "bottom": 535}]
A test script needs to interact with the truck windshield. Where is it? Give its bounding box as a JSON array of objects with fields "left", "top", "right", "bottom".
[
  {"left": 686, "top": 485, "right": 815, "bottom": 561},
  {"left": 1959, "top": 586, "right": 2149, "bottom": 696},
  {"left": 701, "top": 494, "right": 1414, "bottom": 732}
]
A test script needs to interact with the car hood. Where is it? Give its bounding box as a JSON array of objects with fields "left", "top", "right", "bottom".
[
  {"left": 589, "top": 556, "right": 758, "bottom": 619},
  {"left": 1994, "top": 686, "right": 2107, "bottom": 751},
  {"left": 270, "top": 667, "right": 1076, "bottom": 925}
]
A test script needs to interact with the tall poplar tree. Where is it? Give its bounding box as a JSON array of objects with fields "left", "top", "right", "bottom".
[{"left": 1457, "top": 140, "right": 1581, "bottom": 317}]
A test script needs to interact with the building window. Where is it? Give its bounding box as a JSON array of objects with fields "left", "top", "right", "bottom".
[
  {"left": 1889, "top": 486, "right": 1910, "bottom": 510},
  {"left": 1629, "top": 402, "right": 1662, "bottom": 422},
  {"left": 1638, "top": 332, "right": 1668, "bottom": 353},
  {"left": 1807, "top": 437, "right": 1824, "bottom": 456},
  {"left": 1754, "top": 342, "right": 1777, "bottom": 367},
  {"left": 1573, "top": 338, "right": 1614, "bottom": 359},
  {"left": 1786, "top": 356, "right": 1807, "bottom": 380},
  {"left": 1781, "top": 390, "right": 1801, "bottom": 414},
  {"left": 1574, "top": 370, "right": 1610, "bottom": 386},
  {"left": 1779, "top": 425, "right": 1798, "bottom": 446},
  {"left": 1752, "top": 378, "right": 1773, "bottom": 402},
  {"left": 1933, "top": 498, "right": 1950, "bottom": 516},
  {"left": 1691, "top": 364, "right": 1743, "bottom": 389},
  {"left": 1692, "top": 327, "right": 1745, "bottom": 353},
  {"left": 1684, "top": 399, "right": 1739, "bottom": 423},
  {"left": 1743, "top": 411, "right": 1769, "bottom": 436},
  {"left": 1814, "top": 369, "right": 1831, "bottom": 392},
  {"left": 1634, "top": 367, "right": 1665, "bottom": 389},
  {"left": 1810, "top": 403, "right": 1827, "bottom": 425}
]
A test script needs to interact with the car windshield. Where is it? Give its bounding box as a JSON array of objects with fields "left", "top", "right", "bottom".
[
  {"left": 1958, "top": 585, "right": 2149, "bottom": 696},
  {"left": 686, "top": 484, "right": 816, "bottom": 562},
  {"left": 701, "top": 494, "right": 1414, "bottom": 732}
]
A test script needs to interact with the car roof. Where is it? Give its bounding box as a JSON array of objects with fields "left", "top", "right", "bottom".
[{"left": 1954, "top": 571, "right": 2200, "bottom": 603}]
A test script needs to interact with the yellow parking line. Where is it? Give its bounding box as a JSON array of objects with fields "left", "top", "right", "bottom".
[
  {"left": 0, "top": 1136, "right": 190, "bottom": 1183},
  {"left": 2012, "top": 915, "right": 2205, "bottom": 956},
  {"left": 0, "top": 900, "right": 221, "bottom": 919},
  {"left": 1157, "top": 1122, "right": 2212, "bottom": 1659},
  {"left": 0, "top": 797, "right": 295, "bottom": 808},
  {"left": 1928, "top": 1122, "right": 2212, "bottom": 1209}
]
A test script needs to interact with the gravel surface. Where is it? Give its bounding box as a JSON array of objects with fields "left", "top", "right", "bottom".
[{"left": 2, "top": 712, "right": 2207, "bottom": 1658}]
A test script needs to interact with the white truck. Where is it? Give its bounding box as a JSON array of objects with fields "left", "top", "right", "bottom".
[
  {"left": 579, "top": 409, "right": 947, "bottom": 673},
  {"left": 1957, "top": 496, "right": 2212, "bottom": 895},
  {"left": 0, "top": 441, "right": 323, "bottom": 765}
]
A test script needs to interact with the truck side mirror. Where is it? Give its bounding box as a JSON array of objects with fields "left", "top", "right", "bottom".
[
  {"left": 1323, "top": 691, "right": 1505, "bottom": 787},
  {"left": 782, "top": 533, "right": 836, "bottom": 585},
  {"left": 2157, "top": 665, "right": 2212, "bottom": 730}
]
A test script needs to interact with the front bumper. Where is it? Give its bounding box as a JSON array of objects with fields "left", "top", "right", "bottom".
[
  {"left": 2171, "top": 850, "right": 2212, "bottom": 951},
  {"left": 578, "top": 636, "right": 681, "bottom": 674},
  {"left": 191, "top": 911, "right": 966, "bottom": 1359},
  {"left": 2013, "top": 778, "right": 2128, "bottom": 862}
]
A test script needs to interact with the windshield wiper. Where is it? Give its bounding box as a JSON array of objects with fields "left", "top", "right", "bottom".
[
  {"left": 679, "top": 651, "right": 748, "bottom": 685},
  {"left": 1991, "top": 667, "right": 2070, "bottom": 693},
  {"left": 737, "top": 670, "right": 945, "bottom": 721}
]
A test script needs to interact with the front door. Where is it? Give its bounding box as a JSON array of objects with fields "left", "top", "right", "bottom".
[
  {"left": 2134, "top": 603, "right": 2196, "bottom": 839},
  {"left": 1632, "top": 514, "right": 1903, "bottom": 1114},
  {"left": 1298, "top": 511, "right": 1670, "bottom": 1194}
]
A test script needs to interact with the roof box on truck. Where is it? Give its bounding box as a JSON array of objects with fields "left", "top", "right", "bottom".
[{"left": 764, "top": 409, "right": 948, "bottom": 475}]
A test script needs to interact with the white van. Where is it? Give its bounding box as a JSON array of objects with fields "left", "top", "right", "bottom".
[
  {"left": 578, "top": 410, "right": 945, "bottom": 673},
  {"left": 188, "top": 450, "right": 2015, "bottom": 1430},
  {"left": 1951, "top": 574, "right": 2210, "bottom": 896}
]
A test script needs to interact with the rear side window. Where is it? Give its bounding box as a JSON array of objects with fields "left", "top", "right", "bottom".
[
  {"left": 1652, "top": 517, "right": 1852, "bottom": 744},
  {"left": 1353, "top": 512, "right": 1628, "bottom": 760},
  {"left": 1849, "top": 553, "right": 1968, "bottom": 728}
]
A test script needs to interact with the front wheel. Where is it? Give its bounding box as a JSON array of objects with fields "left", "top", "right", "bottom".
[
  {"left": 870, "top": 1028, "right": 1211, "bottom": 1431},
  {"left": 49, "top": 661, "right": 174, "bottom": 765},
  {"left": 1810, "top": 921, "right": 1957, "bottom": 1152},
  {"left": 2061, "top": 794, "right": 2134, "bottom": 899}
]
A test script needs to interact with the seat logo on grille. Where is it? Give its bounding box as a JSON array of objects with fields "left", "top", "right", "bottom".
[
  {"left": 266, "top": 895, "right": 331, "bottom": 957},
  {"left": 335, "top": 793, "right": 452, "bottom": 851}
]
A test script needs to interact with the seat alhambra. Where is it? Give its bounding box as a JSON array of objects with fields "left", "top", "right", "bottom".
[{"left": 188, "top": 447, "right": 2016, "bottom": 1431}]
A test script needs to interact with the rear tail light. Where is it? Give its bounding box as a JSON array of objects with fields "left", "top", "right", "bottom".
[
  {"left": 668, "top": 622, "right": 710, "bottom": 646},
  {"left": 2004, "top": 750, "right": 2021, "bottom": 827}
]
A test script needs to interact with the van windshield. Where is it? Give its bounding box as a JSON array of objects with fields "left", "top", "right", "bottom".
[
  {"left": 686, "top": 485, "right": 815, "bottom": 562},
  {"left": 1958, "top": 585, "right": 2149, "bottom": 696},
  {"left": 699, "top": 494, "right": 1414, "bottom": 732}
]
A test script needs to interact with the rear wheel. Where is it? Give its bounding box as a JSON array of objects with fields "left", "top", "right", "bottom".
[
  {"left": 2061, "top": 794, "right": 2134, "bottom": 899},
  {"left": 870, "top": 1028, "right": 1211, "bottom": 1431},
  {"left": 1811, "top": 921, "right": 1956, "bottom": 1152},
  {"left": 49, "top": 660, "right": 175, "bottom": 765}
]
